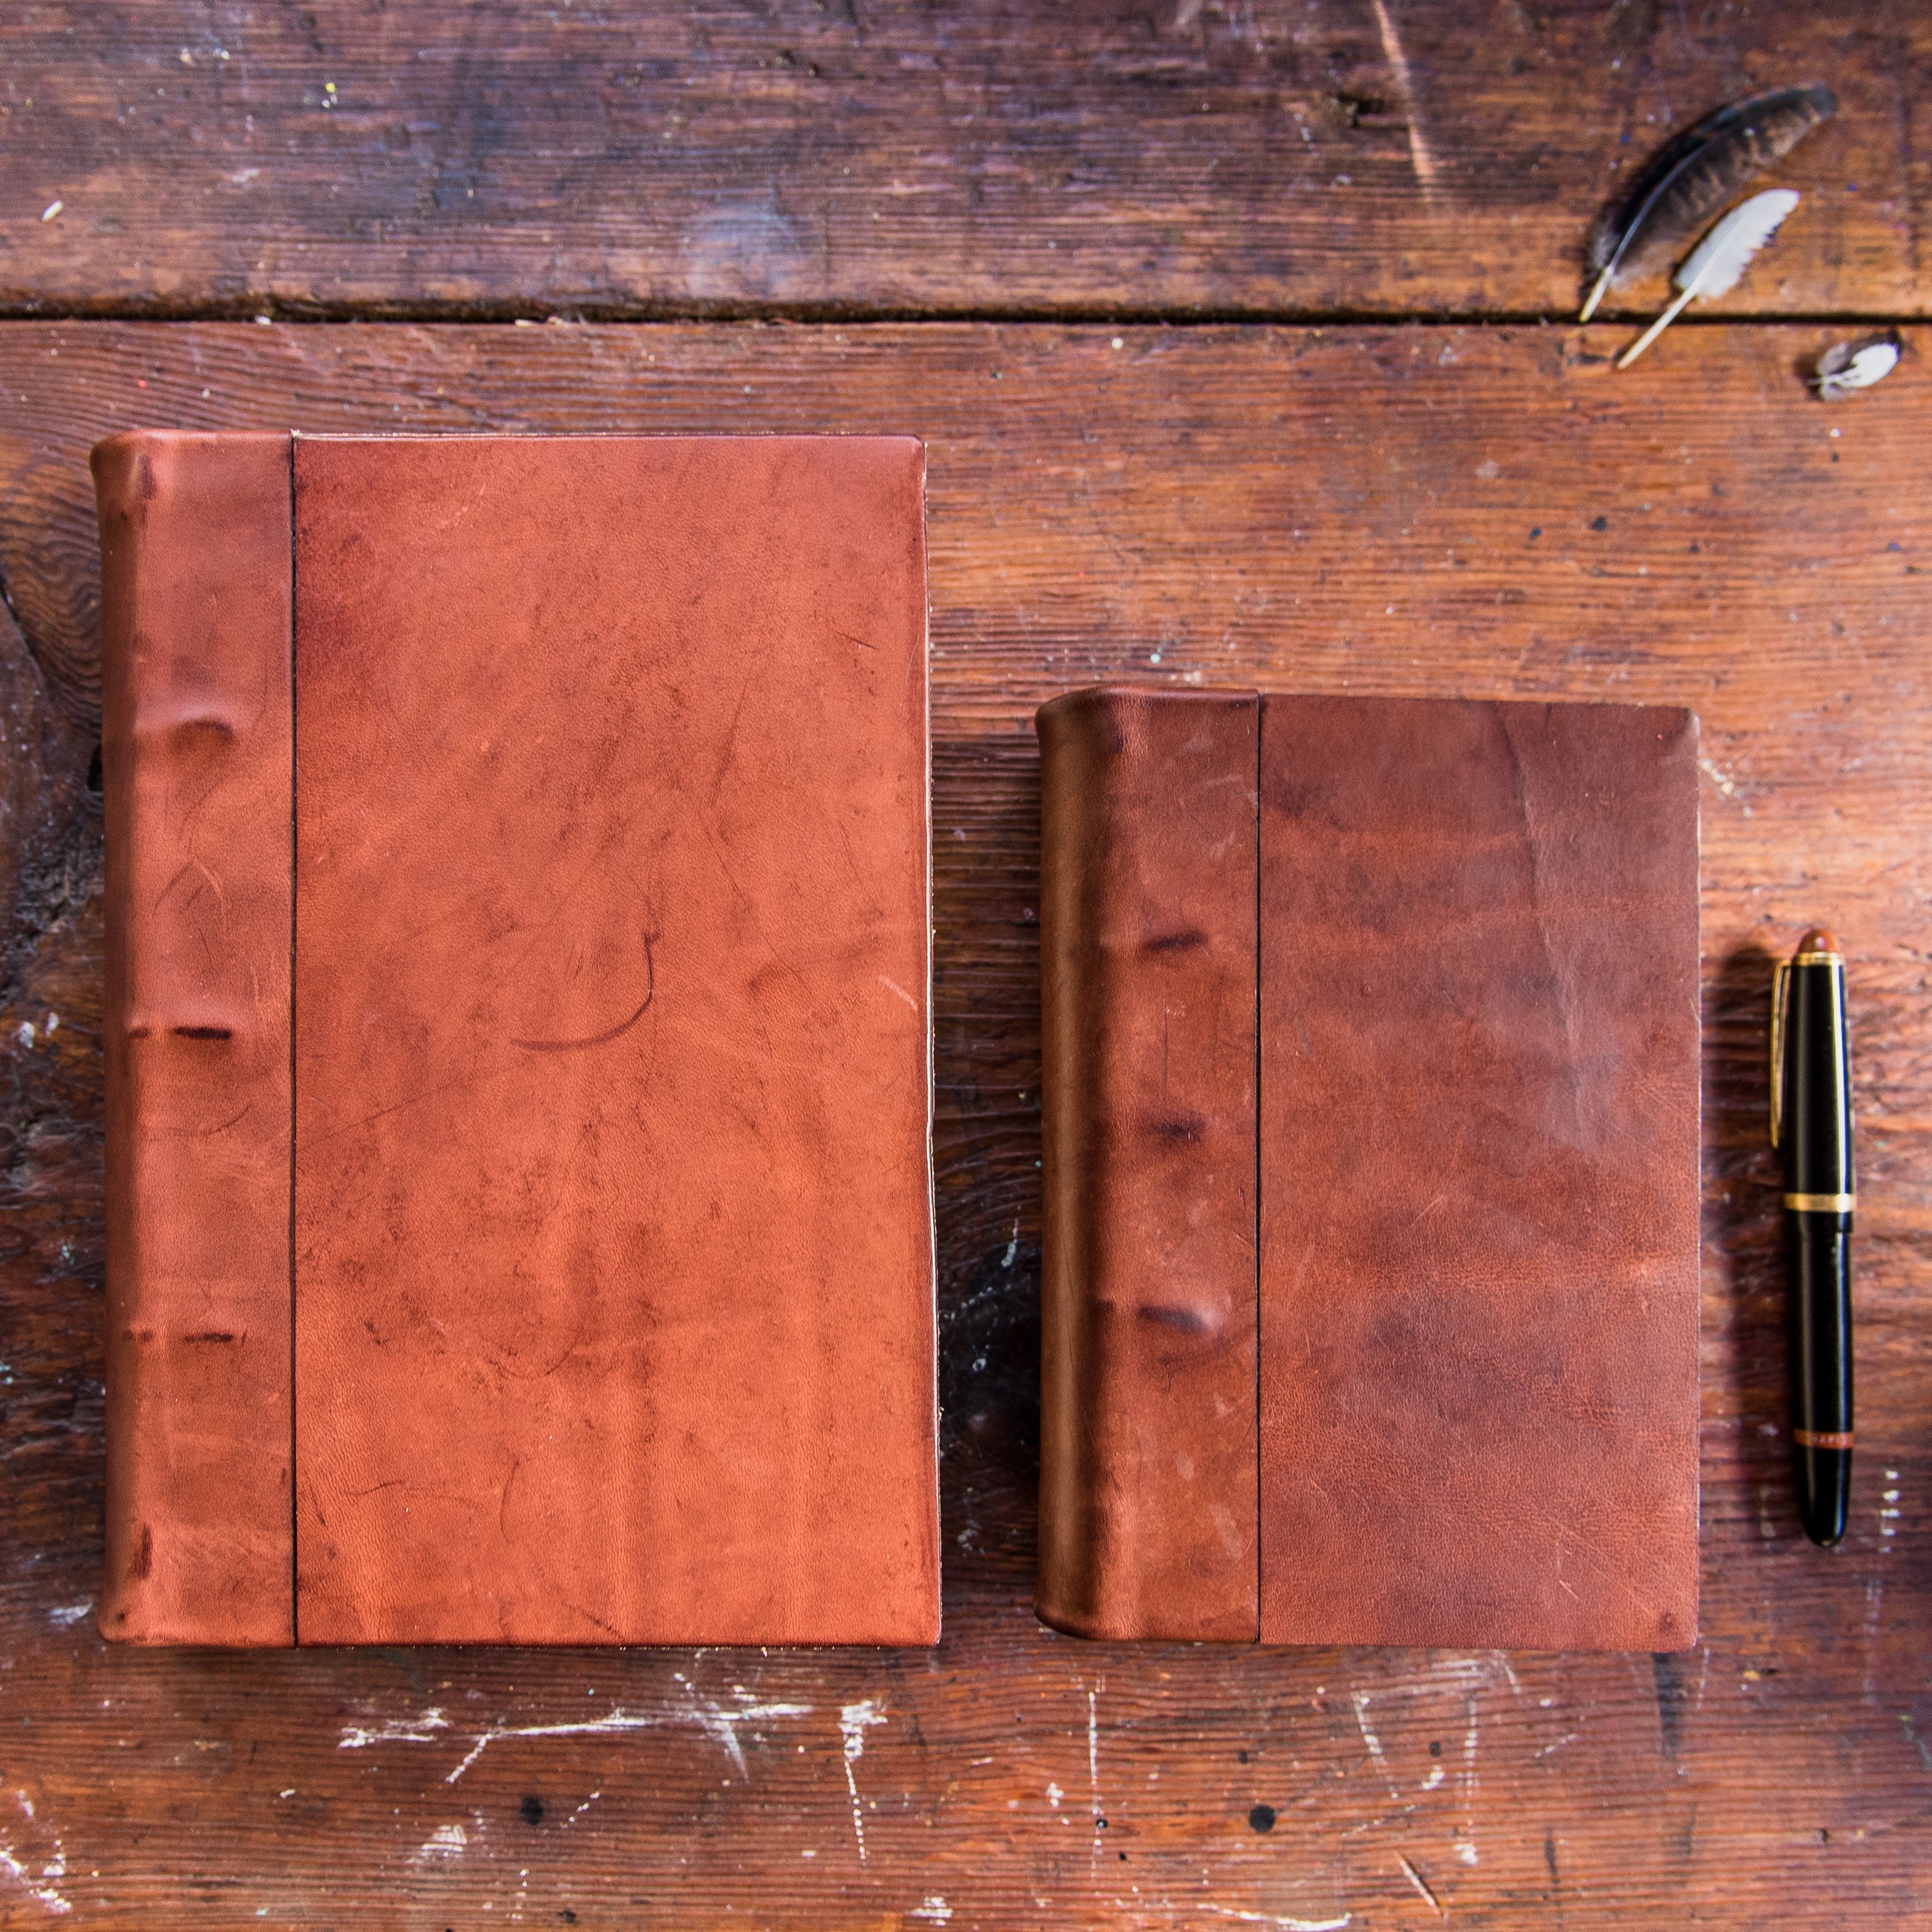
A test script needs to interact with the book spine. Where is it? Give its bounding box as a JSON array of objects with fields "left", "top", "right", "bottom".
[
  {"left": 95, "top": 432, "right": 296, "bottom": 1645},
  {"left": 1034, "top": 687, "right": 1261, "bottom": 1641}
]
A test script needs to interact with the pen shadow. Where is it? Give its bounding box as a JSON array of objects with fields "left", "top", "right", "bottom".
[{"left": 1703, "top": 937, "right": 1798, "bottom": 1546}]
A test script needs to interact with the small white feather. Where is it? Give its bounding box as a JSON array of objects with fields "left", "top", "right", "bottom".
[
  {"left": 1617, "top": 189, "right": 1801, "bottom": 368},
  {"left": 1673, "top": 187, "right": 1800, "bottom": 298}
]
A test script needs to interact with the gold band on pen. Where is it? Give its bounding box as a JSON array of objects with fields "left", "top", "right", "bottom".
[
  {"left": 1793, "top": 1428, "right": 1855, "bottom": 1450},
  {"left": 1791, "top": 951, "right": 1844, "bottom": 967},
  {"left": 1785, "top": 1191, "right": 1855, "bottom": 1213}
]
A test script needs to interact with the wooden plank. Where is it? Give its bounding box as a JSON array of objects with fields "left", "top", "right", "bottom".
[
  {"left": 0, "top": 319, "right": 1927, "bottom": 1926},
  {"left": 0, "top": 3, "right": 1926, "bottom": 323}
]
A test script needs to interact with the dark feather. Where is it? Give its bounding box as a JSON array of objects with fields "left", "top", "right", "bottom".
[{"left": 1580, "top": 84, "right": 1837, "bottom": 320}]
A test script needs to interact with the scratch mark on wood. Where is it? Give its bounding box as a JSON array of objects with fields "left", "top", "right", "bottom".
[
  {"left": 337, "top": 1694, "right": 812, "bottom": 1784},
  {"left": 1397, "top": 1854, "right": 1443, "bottom": 1917},
  {"left": 1205, "top": 1908, "right": 1352, "bottom": 1930},
  {"left": 1369, "top": 0, "right": 1441, "bottom": 200}
]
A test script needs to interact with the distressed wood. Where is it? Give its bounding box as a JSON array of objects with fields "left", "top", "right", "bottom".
[
  {"left": 0, "top": 321, "right": 1929, "bottom": 1926},
  {"left": 0, "top": 2, "right": 1927, "bottom": 324}
]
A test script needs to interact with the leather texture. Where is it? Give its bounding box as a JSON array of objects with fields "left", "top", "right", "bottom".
[
  {"left": 95, "top": 431, "right": 296, "bottom": 1645},
  {"left": 96, "top": 431, "right": 938, "bottom": 1646},
  {"left": 1036, "top": 688, "right": 1260, "bottom": 1641},
  {"left": 1036, "top": 687, "right": 1701, "bottom": 1651},
  {"left": 1258, "top": 696, "right": 1701, "bottom": 1650}
]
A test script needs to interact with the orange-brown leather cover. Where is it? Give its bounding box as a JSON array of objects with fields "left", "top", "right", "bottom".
[
  {"left": 96, "top": 431, "right": 938, "bottom": 1647},
  {"left": 96, "top": 432, "right": 296, "bottom": 1645},
  {"left": 1036, "top": 687, "right": 1701, "bottom": 1651}
]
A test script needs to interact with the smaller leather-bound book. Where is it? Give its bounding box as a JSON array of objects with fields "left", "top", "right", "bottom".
[
  {"left": 1036, "top": 688, "right": 1701, "bottom": 1651},
  {"left": 96, "top": 432, "right": 937, "bottom": 1646}
]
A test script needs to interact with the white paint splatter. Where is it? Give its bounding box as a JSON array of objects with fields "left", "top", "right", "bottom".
[
  {"left": 12, "top": 1023, "right": 33, "bottom": 1050},
  {"left": 911, "top": 1900, "right": 952, "bottom": 1924},
  {"left": 1458, "top": 1692, "right": 1480, "bottom": 1866},
  {"left": 1045, "top": 1781, "right": 1063, "bottom": 1808},
  {"left": 339, "top": 1707, "right": 452, "bottom": 1750},
  {"left": 0, "top": 1842, "right": 70, "bottom": 1915},
  {"left": 840, "top": 1700, "right": 886, "bottom": 1863},
  {"left": 672, "top": 1674, "right": 810, "bottom": 1781},
  {"left": 0, "top": 1800, "right": 70, "bottom": 1918},
  {"left": 1864, "top": 1477, "right": 1900, "bottom": 1700},
  {"left": 1087, "top": 1681, "right": 1104, "bottom": 1855},
  {"left": 1420, "top": 1763, "right": 1445, "bottom": 1790},
  {"left": 413, "top": 1824, "right": 467, "bottom": 1861},
  {"left": 1003, "top": 1222, "right": 1019, "bottom": 1269},
  {"left": 1698, "top": 754, "right": 1741, "bottom": 799},
  {"left": 45, "top": 1604, "right": 91, "bottom": 1628},
  {"left": 1350, "top": 1692, "right": 1401, "bottom": 1802}
]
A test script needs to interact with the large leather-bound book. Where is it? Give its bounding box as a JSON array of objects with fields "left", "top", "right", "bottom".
[
  {"left": 1036, "top": 687, "right": 1701, "bottom": 1651},
  {"left": 95, "top": 431, "right": 938, "bottom": 1646}
]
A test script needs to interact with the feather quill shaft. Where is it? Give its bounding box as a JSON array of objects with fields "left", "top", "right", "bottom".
[
  {"left": 1616, "top": 189, "right": 1799, "bottom": 368},
  {"left": 1581, "top": 84, "right": 1835, "bottom": 322}
]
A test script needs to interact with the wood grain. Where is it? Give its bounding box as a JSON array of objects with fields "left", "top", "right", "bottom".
[
  {"left": 1, "top": 2, "right": 1926, "bottom": 324},
  {"left": 0, "top": 321, "right": 1928, "bottom": 1926}
]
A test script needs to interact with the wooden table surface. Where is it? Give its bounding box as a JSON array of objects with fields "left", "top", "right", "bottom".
[{"left": 1, "top": 8, "right": 1928, "bottom": 1928}]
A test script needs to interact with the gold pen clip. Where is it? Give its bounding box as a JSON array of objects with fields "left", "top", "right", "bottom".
[{"left": 1770, "top": 957, "right": 1789, "bottom": 1150}]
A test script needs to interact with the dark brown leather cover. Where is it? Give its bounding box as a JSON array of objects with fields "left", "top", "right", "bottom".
[
  {"left": 96, "top": 431, "right": 938, "bottom": 1646},
  {"left": 1036, "top": 688, "right": 1701, "bottom": 1651},
  {"left": 1036, "top": 689, "right": 1260, "bottom": 1641}
]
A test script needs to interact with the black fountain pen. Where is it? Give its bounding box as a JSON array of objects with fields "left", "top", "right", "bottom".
[{"left": 1771, "top": 928, "right": 1855, "bottom": 1548}]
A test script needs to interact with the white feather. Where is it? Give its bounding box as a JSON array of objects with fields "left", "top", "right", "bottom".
[
  {"left": 1616, "top": 189, "right": 1801, "bottom": 368},
  {"left": 1673, "top": 188, "right": 1800, "bottom": 298}
]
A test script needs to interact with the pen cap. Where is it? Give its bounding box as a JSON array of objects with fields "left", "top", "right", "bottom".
[{"left": 1777, "top": 933, "right": 1853, "bottom": 1198}]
